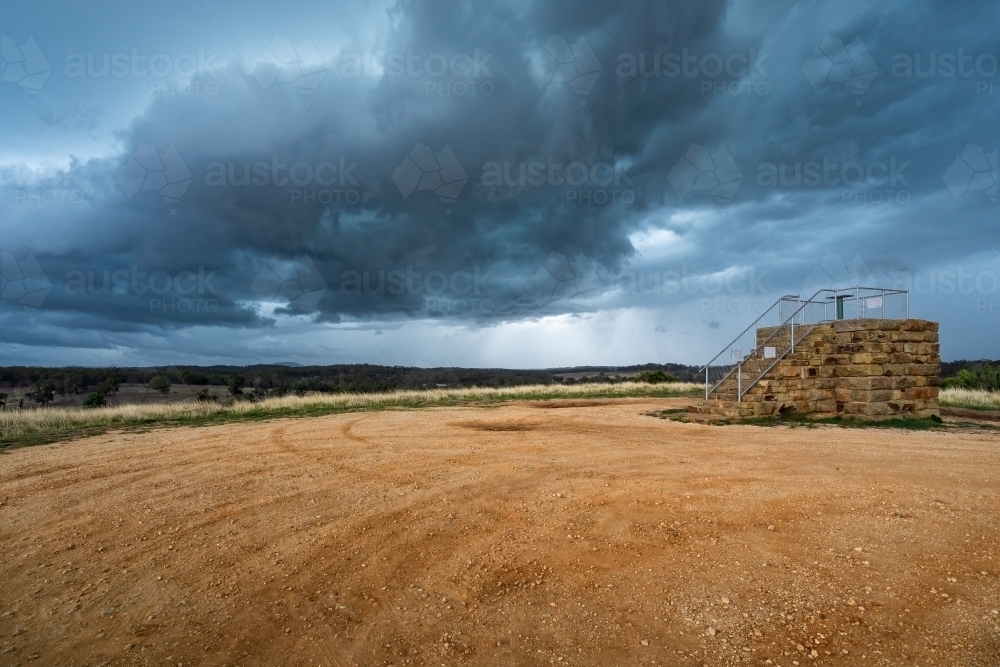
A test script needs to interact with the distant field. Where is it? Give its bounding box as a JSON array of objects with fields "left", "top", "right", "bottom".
[
  {"left": 940, "top": 388, "right": 1000, "bottom": 410},
  {"left": 1, "top": 383, "right": 215, "bottom": 409},
  {"left": 0, "top": 381, "right": 702, "bottom": 449}
]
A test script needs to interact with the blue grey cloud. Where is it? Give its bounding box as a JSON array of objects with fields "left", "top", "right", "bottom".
[{"left": 0, "top": 0, "right": 998, "bottom": 366}]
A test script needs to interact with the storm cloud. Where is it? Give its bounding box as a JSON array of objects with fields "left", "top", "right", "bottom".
[{"left": 0, "top": 0, "right": 997, "bottom": 366}]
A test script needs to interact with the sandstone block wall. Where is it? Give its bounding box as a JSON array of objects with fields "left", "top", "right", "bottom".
[{"left": 743, "top": 319, "right": 940, "bottom": 419}]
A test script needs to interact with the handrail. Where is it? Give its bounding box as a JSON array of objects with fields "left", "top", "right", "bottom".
[
  {"left": 698, "top": 295, "right": 800, "bottom": 372},
  {"left": 734, "top": 290, "right": 832, "bottom": 398},
  {"left": 700, "top": 293, "right": 810, "bottom": 399}
]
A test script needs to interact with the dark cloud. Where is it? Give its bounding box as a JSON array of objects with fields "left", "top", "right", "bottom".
[{"left": 1, "top": 0, "right": 998, "bottom": 364}]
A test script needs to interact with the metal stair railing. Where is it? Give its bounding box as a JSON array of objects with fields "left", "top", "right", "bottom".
[
  {"left": 734, "top": 294, "right": 829, "bottom": 400},
  {"left": 699, "top": 294, "right": 804, "bottom": 399},
  {"left": 738, "top": 287, "right": 909, "bottom": 399},
  {"left": 700, "top": 286, "right": 909, "bottom": 402}
]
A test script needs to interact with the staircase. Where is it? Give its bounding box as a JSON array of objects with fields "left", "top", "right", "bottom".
[
  {"left": 691, "top": 326, "right": 798, "bottom": 418},
  {"left": 689, "top": 326, "right": 818, "bottom": 418},
  {"left": 690, "top": 286, "right": 909, "bottom": 420}
]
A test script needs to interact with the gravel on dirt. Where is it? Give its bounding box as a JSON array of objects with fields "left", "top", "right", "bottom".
[{"left": 1, "top": 397, "right": 998, "bottom": 666}]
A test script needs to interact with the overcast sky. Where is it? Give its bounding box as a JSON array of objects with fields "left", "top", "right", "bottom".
[{"left": 0, "top": 0, "right": 997, "bottom": 368}]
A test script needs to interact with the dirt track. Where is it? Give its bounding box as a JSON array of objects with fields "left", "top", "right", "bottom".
[{"left": 1, "top": 398, "right": 999, "bottom": 667}]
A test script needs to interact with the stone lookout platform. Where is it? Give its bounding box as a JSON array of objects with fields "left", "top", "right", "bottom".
[{"left": 690, "top": 316, "right": 941, "bottom": 421}]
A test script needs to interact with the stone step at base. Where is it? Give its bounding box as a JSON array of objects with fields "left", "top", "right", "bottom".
[
  {"left": 689, "top": 400, "right": 760, "bottom": 419},
  {"left": 710, "top": 407, "right": 757, "bottom": 418},
  {"left": 680, "top": 411, "right": 732, "bottom": 423}
]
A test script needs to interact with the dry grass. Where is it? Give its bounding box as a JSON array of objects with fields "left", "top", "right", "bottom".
[
  {"left": 0, "top": 381, "right": 701, "bottom": 447},
  {"left": 940, "top": 387, "right": 1000, "bottom": 410}
]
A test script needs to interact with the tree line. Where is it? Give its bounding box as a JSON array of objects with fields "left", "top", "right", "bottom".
[
  {"left": 3, "top": 359, "right": 994, "bottom": 409},
  {"left": 0, "top": 362, "right": 702, "bottom": 408},
  {"left": 941, "top": 361, "right": 1000, "bottom": 391}
]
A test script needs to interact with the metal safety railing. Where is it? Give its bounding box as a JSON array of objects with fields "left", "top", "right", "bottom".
[
  {"left": 700, "top": 287, "right": 908, "bottom": 401},
  {"left": 699, "top": 294, "right": 803, "bottom": 399}
]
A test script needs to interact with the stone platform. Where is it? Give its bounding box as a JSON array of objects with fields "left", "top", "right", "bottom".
[{"left": 689, "top": 319, "right": 941, "bottom": 421}]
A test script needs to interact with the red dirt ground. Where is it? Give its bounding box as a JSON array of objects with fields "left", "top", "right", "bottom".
[{"left": 1, "top": 397, "right": 998, "bottom": 667}]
